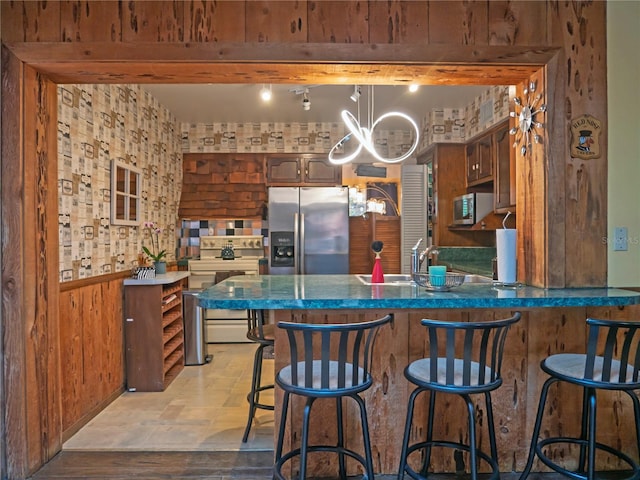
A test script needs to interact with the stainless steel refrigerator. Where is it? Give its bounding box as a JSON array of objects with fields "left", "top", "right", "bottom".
[{"left": 268, "top": 186, "right": 349, "bottom": 274}]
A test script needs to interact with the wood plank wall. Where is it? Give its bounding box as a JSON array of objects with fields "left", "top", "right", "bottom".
[
  {"left": 59, "top": 279, "right": 125, "bottom": 439},
  {"left": 273, "top": 304, "right": 640, "bottom": 476},
  {"left": 180, "top": 153, "right": 267, "bottom": 219},
  {"left": 0, "top": 1, "right": 611, "bottom": 478},
  {"left": 349, "top": 215, "right": 401, "bottom": 275}
]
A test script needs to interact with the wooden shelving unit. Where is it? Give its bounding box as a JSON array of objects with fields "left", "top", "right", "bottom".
[{"left": 124, "top": 272, "right": 190, "bottom": 392}]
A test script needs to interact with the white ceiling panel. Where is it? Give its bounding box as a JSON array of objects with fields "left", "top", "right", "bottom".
[{"left": 143, "top": 84, "right": 495, "bottom": 127}]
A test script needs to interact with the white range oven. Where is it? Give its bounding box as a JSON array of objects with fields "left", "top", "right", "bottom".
[{"left": 188, "top": 235, "right": 264, "bottom": 343}]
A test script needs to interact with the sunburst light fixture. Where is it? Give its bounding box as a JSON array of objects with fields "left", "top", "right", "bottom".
[{"left": 509, "top": 81, "right": 547, "bottom": 156}]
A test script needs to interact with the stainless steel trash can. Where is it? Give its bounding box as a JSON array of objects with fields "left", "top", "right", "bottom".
[{"left": 182, "top": 291, "right": 211, "bottom": 365}]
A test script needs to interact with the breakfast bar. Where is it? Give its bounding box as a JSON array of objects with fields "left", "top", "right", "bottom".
[{"left": 199, "top": 275, "right": 640, "bottom": 477}]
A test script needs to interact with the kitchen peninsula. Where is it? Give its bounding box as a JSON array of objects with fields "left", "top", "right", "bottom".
[{"left": 199, "top": 275, "right": 640, "bottom": 477}]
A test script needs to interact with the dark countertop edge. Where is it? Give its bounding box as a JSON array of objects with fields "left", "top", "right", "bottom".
[{"left": 200, "top": 295, "right": 640, "bottom": 310}]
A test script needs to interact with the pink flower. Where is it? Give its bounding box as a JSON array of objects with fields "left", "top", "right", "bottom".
[{"left": 142, "top": 221, "right": 166, "bottom": 262}]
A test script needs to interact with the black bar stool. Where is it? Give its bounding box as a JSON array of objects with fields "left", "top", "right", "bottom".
[
  {"left": 274, "top": 313, "right": 393, "bottom": 480},
  {"left": 398, "top": 312, "right": 521, "bottom": 480},
  {"left": 242, "top": 309, "right": 275, "bottom": 443},
  {"left": 519, "top": 318, "right": 640, "bottom": 480}
]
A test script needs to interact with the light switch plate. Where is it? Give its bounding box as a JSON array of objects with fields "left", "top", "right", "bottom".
[{"left": 614, "top": 227, "right": 628, "bottom": 251}]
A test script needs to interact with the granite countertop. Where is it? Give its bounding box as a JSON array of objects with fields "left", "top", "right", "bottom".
[{"left": 197, "top": 274, "right": 640, "bottom": 310}]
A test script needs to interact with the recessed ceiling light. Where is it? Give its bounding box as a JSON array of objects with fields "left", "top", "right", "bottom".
[{"left": 260, "top": 84, "right": 272, "bottom": 102}]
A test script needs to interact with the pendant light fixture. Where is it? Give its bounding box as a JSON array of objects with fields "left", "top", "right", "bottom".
[{"left": 328, "top": 85, "right": 419, "bottom": 165}]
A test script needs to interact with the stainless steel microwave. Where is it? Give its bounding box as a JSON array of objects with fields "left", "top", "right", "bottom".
[{"left": 452, "top": 193, "right": 494, "bottom": 225}]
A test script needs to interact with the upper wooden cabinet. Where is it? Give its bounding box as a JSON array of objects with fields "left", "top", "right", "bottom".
[
  {"left": 493, "top": 122, "right": 516, "bottom": 212},
  {"left": 465, "top": 120, "right": 515, "bottom": 211},
  {"left": 466, "top": 132, "right": 493, "bottom": 186},
  {"left": 266, "top": 155, "right": 342, "bottom": 186},
  {"left": 416, "top": 144, "right": 488, "bottom": 247}
]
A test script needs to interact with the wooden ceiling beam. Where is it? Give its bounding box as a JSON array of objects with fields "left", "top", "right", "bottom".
[{"left": 5, "top": 42, "right": 555, "bottom": 85}]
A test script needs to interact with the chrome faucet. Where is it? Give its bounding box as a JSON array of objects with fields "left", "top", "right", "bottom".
[
  {"left": 411, "top": 239, "right": 440, "bottom": 273},
  {"left": 418, "top": 245, "right": 440, "bottom": 268},
  {"left": 411, "top": 239, "right": 423, "bottom": 274},
  {"left": 419, "top": 245, "right": 440, "bottom": 270}
]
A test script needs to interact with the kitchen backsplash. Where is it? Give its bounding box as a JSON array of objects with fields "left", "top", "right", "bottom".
[
  {"left": 177, "top": 219, "right": 266, "bottom": 259},
  {"left": 436, "top": 247, "right": 497, "bottom": 277}
]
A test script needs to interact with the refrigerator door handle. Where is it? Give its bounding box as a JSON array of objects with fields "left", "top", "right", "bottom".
[
  {"left": 294, "top": 212, "right": 300, "bottom": 274},
  {"left": 299, "top": 213, "right": 305, "bottom": 275}
]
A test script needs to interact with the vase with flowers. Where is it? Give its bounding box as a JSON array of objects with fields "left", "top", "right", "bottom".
[{"left": 142, "top": 221, "right": 167, "bottom": 274}]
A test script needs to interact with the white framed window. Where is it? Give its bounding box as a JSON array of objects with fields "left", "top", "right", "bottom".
[{"left": 110, "top": 159, "right": 142, "bottom": 226}]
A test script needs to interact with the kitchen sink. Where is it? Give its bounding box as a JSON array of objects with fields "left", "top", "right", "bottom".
[
  {"left": 356, "top": 274, "right": 414, "bottom": 286},
  {"left": 462, "top": 274, "right": 494, "bottom": 284},
  {"left": 355, "top": 273, "right": 493, "bottom": 286}
]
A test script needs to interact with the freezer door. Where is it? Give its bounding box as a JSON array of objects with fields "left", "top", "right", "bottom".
[
  {"left": 300, "top": 187, "right": 349, "bottom": 274},
  {"left": 268, "top": 187, "right": 299, "bottom": 274}
]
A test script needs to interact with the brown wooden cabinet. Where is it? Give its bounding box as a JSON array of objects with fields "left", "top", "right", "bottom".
[
  {"left": 418, "top": 144, "right": 486, "bottom": 246},
  {"left": 417, "top": 144, "right": 497, "bottom": 246},
  {"left": 493, "top": 121, "right": 516, "bottom": 212},
  {"left": 466, "top": 132, "right": 493, "bottom": 186},
  {"left": 465, "top": 119, "right": 515, "bottom": 212},
  {"left": 123, "top": 272, "right": 190, "bottom": 392},
  {"left": 266, "top": 154, "right": 342, "bottom": 186}
]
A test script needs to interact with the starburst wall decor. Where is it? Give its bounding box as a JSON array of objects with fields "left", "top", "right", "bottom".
[{"left": 509, "top": 80, "right": 547, "bottom": 155}]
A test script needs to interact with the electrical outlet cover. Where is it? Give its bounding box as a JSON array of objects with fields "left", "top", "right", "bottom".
[{"left": 614, "top": 227, "right": 628, "bottom": 251}]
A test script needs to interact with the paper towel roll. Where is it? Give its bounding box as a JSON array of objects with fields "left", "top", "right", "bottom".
[{"left": 496, "top": 229, "right": 517, "bottom": 284}]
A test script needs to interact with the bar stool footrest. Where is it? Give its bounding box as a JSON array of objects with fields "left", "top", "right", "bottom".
[
  {"left": 274, "top": 444, "right": 369, "bottom": 480},
  {"left": 402, "top": 440, "right": 499, "bottom": 480},
  {"left": 246, "top": 383, "right": 275, "bottom": 411},
  {"left": 536, "top": 437, "right": 640, "bottom": 480}
]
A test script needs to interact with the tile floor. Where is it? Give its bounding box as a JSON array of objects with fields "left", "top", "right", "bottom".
[{"left": 63, "top": 343, "right": 274, "bottom": 452}]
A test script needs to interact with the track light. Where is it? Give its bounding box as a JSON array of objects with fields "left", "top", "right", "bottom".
[
  {"left": 302, "top": 89, "right": 310, "bottom": 111},
  {"left": 260, "top": 84, "right": 272, "bottom": 102},
  {"left": 350, "top": 85, "right": 361, "bottom": 102}
]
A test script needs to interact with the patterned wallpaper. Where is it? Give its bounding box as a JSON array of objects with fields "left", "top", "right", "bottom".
[
  {"left": 180, "top": 121, "right": 415, "bottom": 158},
  {"left": 57, "top": 84, "right": 183, "bottom": 282}
]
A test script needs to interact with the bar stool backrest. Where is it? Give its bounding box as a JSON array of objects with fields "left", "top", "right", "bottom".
[
  {"left": 276, "top": 314, "right": 393, "bottom": 397},
  {"left": 583, "top": 318, "right": 640, "bottom": 384},
  {"left": 417, "top": 313, "right": 521, "bottom": 390},
  {"left": 247, "top": 309, "right": 271, "bottom": 343}
]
